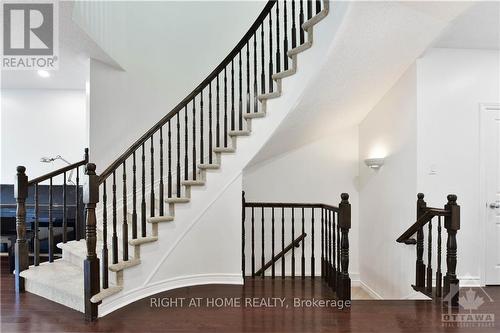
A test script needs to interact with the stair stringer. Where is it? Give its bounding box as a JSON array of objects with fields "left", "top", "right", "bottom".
[{"left": 97, "top": 1, "right": 350, "bottom": 317}]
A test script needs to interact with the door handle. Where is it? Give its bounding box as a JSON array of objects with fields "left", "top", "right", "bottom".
[{"left": 490, "top": 201, "right": 500, "bottom": 209}]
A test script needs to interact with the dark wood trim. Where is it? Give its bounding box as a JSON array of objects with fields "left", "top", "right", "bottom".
[{"left": 254, "top": 233, "right": 306, "bottom": 276}]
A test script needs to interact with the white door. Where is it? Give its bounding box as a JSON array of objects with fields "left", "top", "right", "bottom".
[{"left": 483, "top": 104, "right": 500, "bottom": 285}]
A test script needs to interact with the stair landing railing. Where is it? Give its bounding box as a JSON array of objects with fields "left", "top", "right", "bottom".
[
  {"left": 242, "top": 192, "right": 352, "bottom": 301},
  {"left": 397, "top": 193, "right": 460, "bottom": 306},
  {"left": 13, "top": 148, "right": 88, "bottom": 293}
]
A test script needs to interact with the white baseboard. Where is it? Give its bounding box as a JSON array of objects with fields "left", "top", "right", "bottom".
[
  {"left": 99, "top": 273, "right": 243, "bottom": 317},
  {"left": 357, "top": 280, "right": 383, "bottom": 300}
]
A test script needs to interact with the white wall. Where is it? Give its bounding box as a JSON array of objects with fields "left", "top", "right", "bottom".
[
  {"left": 243, "top": 126, "right": 359, "bottom": 279},
  {"left": 80, "top": 1, "right": 263, "bottom": 171},
  {"left": 416, "top": 48, "right": 500, "bottom": 285},
  {"left": 0, "top": 89, "right": 87, "bottom": 184},
  {"left": 358, "top": 65, "right": 418, "bottom": 299}
]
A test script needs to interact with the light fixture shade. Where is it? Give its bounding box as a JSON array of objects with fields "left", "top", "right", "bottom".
[{"left": 364, "top": 158, "right": 385, "bottom": 170}]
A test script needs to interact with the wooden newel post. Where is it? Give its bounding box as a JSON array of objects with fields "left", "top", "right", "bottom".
[
  {"left": 337, "top": 193, "right": 351, "bottom": 301},
  {"left": 444, "top": 194, "right": 460, "bottom": 307},
  {"left": 83, "top": 163, "right": 100, "bottom": 321},
  {"left": 415, "top": 193, "right": 426, "bottom": 288},
  {"left": 14, "top": 166, "right": 28, "bottom": 293}
]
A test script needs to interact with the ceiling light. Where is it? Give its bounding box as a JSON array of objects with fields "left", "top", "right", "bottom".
[{"left": 37, "top": 70, "right": 50, "bottom": 78}]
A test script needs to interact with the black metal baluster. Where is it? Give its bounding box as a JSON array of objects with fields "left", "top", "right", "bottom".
[
  {"left": 321, "top": 208, "right": 324, "bottom": 277},
  {"left": 34, "top": 184, "right": 39, "bottom": 266},
  {"left": 122, "top": 161, "right": 128, "bottom": 260},
  {"left": 307, "top": 0, "right": 312, "bottom": 20},
  {"left": 231, "top": 60, "right": 235, "bottom": 131},
  {"left": 141, "top": 144, "right": 146, "bottom": 237},
  {"left": 271, "top": 207, "right": 275, "bottom": 278},
  {"left": 102, "top": 181, "right": 109, "bottom": 288},
  {"left": 167, "top": 120, "right": 173, "bottom": 198},
  {"left": 63, "top": 172, "right": 67, "bottom": 243},
  {"left": 261, "top": 25, "right": 265, "bottom": 94},
  {"left": 332, "top": 210, "right": 336, "bottom": 288},
  {"left": 132, "top": 152, "right": 137, "bottom": 239},
  {"left": 208, "top": 83, "right": 213, "bottom": 164},
  {"left": 291, "top": 207, "right": 295, "bottom": 278},
  {"left": 168, "top": 121, "right": 172, "bottom": 199},
  {"left": 292, "top": 0, "right": 297, "bottom": 48},
  {"left": 276, "top": 1, "right": 281, "bottom": 73},
  {"left": 75, "top": 167, "right": 80, "bottom": 241},
  {"left": 436, "top": 216, "right": 443, "bottom": 297},
  {"left": 316, "top": 0, "right": 321, "bottom": 14},
  {"left": 176, "top": 114, "right": 181, "bottom": 198},
  {"left": 427, "top": 218, "right": 433, "bottom": 293},
  {"left": 325, "top": 210, "right": 335, "bottom": 286},
  {"left": 192, "top": 98, "right": 197, "bottom": 180},
  {"left": 159, "top": 128, "right": 165, "bottom": 215},
  {"left": 253, "top": 32, "right": 258, "bottom": 113},
  {"left": 112, "top": 171, "right": 118, "bottom": 263},
  {"left": 268, "top": 13, "right": 274, "bottom": 92},
  {"left": 48, "top": 178, "right": 54, "bottom": 262},
  {"left": 224, "top": 68, "right": 228, "bottom": 147},
  {"left": 284, "top": 0, "right": 289, "bottom": 70},
  {"left": 184, "top": 106, "right": 189, "bottom": 181},
  {"left": 301, "top": 207, "right": 305, "bottom": 278},
  {"left": 251, "top": 207, "right": 255, "bottom": 277},
  {"left": 200, "top": 90, "right": 204, "bottom": 164},
  {"left": 311, "top": 207, "right": 315, "bottom": 278},
  {"left": 261, "top": 206, "right": 265, "bottom": 278},
  {"left": 281, "top": 206, "right": 285, "bottom": 278},
  {"left": 246, "top": 42, "right": 250, "bottom": 115},
  {"left": 150, "top": 135, "right": 155, "bottom": 217},
  {"left": 238, "top": 51, "right": 243, "bottom": 131},
  {"left": 299, "top": 0, "right": 305, "bottom": 44},
  {"left": 216, "top": 76, "right": 221, "bottom": 148},
  {"left": 336, "top": 215, "right": 341, "bottom": 288}
]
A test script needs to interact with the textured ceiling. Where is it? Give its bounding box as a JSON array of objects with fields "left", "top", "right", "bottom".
[{"left": 248, "top": 1, "right": 474, "bottom": 167}]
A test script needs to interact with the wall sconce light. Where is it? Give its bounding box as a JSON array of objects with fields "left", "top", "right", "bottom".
[{"left": 364, "top": 158, "right": 385, "bottom": 170}]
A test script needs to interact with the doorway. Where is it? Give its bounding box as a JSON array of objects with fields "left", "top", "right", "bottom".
[{"left": 481, "top": 103, "right": 500, "bottom": 285}]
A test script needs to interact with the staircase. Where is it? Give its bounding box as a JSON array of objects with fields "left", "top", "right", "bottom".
[
  {"left": 14, "top": 0, "right": 337, "bottom": 320},
  {"left": 397, "top": 193, "right": 461, "bottom": 306}
]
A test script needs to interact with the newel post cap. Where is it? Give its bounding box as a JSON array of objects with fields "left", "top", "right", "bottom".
[
  {"left": 339, "top": 193, "right": 351, "bottom": 229},
  {"left": 14, "top": 166, "right": 28, "bottom": 199},
  {"left": 83, "top": 163, "right": 99, "bottom": 205}
]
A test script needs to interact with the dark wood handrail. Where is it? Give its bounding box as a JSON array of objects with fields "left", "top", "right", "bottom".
[
  {"left": 98, "top": 0, "right": 277, "bottom": 183},
  {"left": 244, "top": 201, "right": 339, "bottom": 212},
  {"left": 396, "top": 207, "right": 450, "bottom": 244},
  {"left": 254, "top": 232, "right": 307, "bottom": 276},
  {"left": 28, "top": 149, "right": 89, "bottom": 185}
]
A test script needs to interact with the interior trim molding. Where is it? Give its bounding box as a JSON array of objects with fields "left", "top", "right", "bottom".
[{"left": 99, "top": 273, "right": 244, "bottom": 317}]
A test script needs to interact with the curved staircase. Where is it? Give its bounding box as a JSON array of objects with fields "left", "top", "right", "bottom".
[{"left": 16, "top": 0, "right": 337, "bottom": 320}]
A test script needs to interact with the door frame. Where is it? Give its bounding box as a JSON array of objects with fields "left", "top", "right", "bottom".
[{"left": 479, "top": 102, "right": 500, "bottom": 286}]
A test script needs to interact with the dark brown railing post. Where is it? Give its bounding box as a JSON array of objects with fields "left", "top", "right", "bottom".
[
  {"left": 14, "top": 166, "right": 28, "bottom": 293},
  {"left": 337, "top": 193, "right": 351, "bottom": 301},
  {"left": 415, "top": 193, "right": 426, "bottom": 288},
  {"left": 443, "top": 194, "right": 460, "bottom": 307},
  {"left": 83, "top": 163, "right": 100, "bottom": 321}
]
